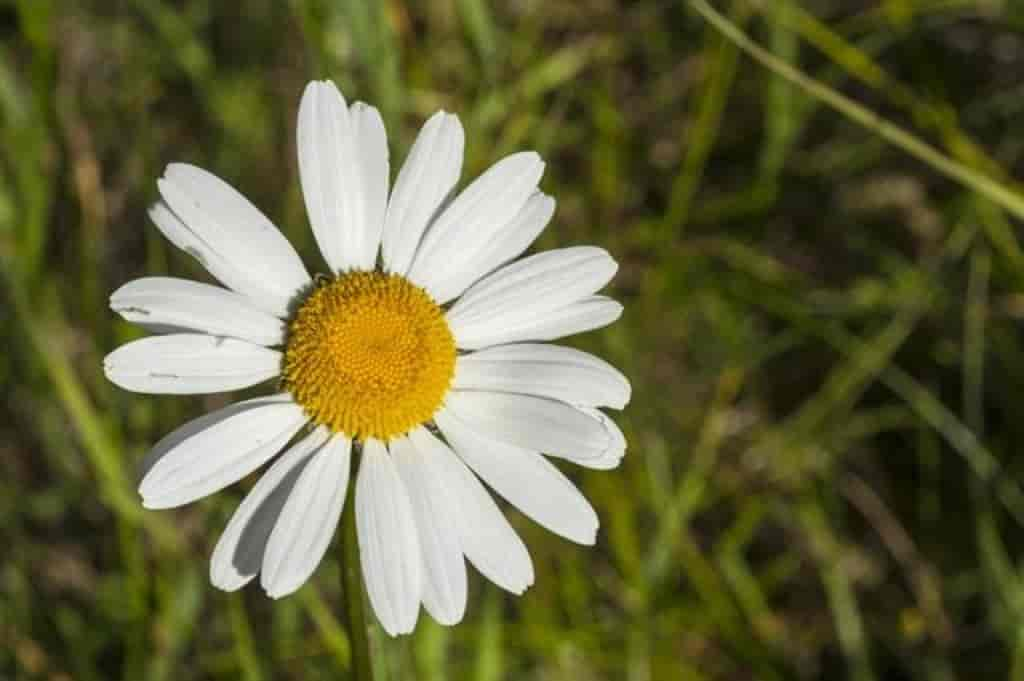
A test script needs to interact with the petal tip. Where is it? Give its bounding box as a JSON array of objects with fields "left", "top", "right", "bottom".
[
  {"left": 263, "top": 586, "right": 289, "bottom": 600},
  {"left": 261, "top": 571, "right": 302, "bottom": 600},
  {"left": 210, "top": 567, "right": 247, "bottom": 593},
  {"left": 140, "top": 495, "right": 169, "bottom": 510}
]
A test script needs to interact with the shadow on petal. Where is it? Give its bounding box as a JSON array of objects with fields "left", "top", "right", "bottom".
[{"left": 230, "top": 456, "right": 313, "bottom": 580}]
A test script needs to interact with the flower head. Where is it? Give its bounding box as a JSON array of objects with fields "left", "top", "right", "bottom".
[{"left": 106, "top": 80, "right": 629, "bottom": 635}]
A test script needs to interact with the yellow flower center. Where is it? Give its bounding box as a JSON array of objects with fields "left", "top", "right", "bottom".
[{"left": 282, "top": 271, "right": 456, "bottom": 441}]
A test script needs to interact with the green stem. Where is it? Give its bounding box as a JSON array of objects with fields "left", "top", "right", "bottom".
[
  {"left": 341, "top": 446, "right": 375, "bottom": 681},
  {"left": 687, "top": 0, "right": 1024, "bottom": 222}
]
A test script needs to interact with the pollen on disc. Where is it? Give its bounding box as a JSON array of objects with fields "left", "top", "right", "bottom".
[{"left": 282, "top": 271, "right": 456, "bottom": 441}]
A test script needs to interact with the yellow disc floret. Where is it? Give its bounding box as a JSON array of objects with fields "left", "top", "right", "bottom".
[{"left": 282, "top": 271, "right": 456, "bottom": 441}]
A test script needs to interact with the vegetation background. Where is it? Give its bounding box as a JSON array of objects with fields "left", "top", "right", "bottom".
[{"left": 4, "top": 0, "right": 1024, "bottom": 679}]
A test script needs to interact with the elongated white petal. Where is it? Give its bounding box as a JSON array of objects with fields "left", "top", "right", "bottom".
[
  {"left": 297, "top": 80, "right": 347, "bottom": 270},
  {"left": 262, "top": 433, "right": 351, "bottom": 598},
  {"left": 455, "top": 343, "right": 630, "bottom": 409},
  {"left": 382, "top": 111, "right": 464, "bottom": 275},
  {"left": 155, "top": 164, "right": 309, "bottom": 317},
  {"left": 104, "top": 334, "right": 281, "bottom": 394},
  {"left": 442, "top": 391, "right": 609, "bottom": 461},
  {"left": 135, "top": 394, "right": 294, "bottom": 481},
  {"left": 426, "top": 192, "right": 555, "bottom": 304},
  {"left": 409, "top": 428, "right": 534, "bottom": 594},
  {"left": 407, "top": 152, "right": 545, "bottom": 302},
  {"left": 448, "top": 246, "right": 616, "bottom": 328},
  {"left": 350, "top": 102, "right": 390, "bottom": 268},
  {"left": 111, "top": 277, "right": 286, "bottom": 346},
  {"left": 554, "top": 408, "right": 627, "bottom": 470},
  {"left": 138, "top": 405, "right": 243, "bottom": 483},
  {"left": 451, "top": 295, "right": 623, "bottom": 350},
  {"left": 391, "top": 433, "right": 467, "bottom": 625},
  {"left": 298, "top": 81, "right": 388, "bottom": 272},
  {"left": 356, "top": 439, "right": 421, "bottom": 636},
  {"left": 210, "top": 428, "right": 331, "bottom": 591},
  {"left": 138, "top": 395, "right": 307, "bottom": 509},
  {"left": 149, "top": 202, "right": 279, "bottom": 317},
  {"left": 436, "top": 412, "right": 598, "bottom": 545}
]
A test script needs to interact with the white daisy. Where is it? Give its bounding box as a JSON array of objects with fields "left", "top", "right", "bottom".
[{"left": 105, "top": 80, "right": 629, "bottom": 636}]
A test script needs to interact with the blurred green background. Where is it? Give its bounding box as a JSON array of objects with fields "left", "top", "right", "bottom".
[{"left": 5, "top": 0, "right": 1024, "bottom": 679}]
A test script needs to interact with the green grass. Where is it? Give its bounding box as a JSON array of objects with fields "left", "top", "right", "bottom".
[{"left": 4, "top": 0, "right": 1024, "bottom": 678}]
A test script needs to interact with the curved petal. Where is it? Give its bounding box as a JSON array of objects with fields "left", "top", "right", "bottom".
[
  {"left": 297, "top": 80, "right": 388, "bottom": 272},
  {"left": 155, "top": 164, "right": 310, "bottom": 317},
  {"left": 104, "top": 333, "right": 281, "bottom": 395},
  {"left": 435, "top": 412, "right": 598, "bottom": 545},
  {"left": 454, "top": 343, "right": 630, "bottom": 409},
  {"left": 425, "top": 192, "right": 555, "bottom": 304},
  {"left": 350, "top": 102, "right": 390, "bottom": 268},
  {"left": 138, "top": 395, "right": 308, "bottom": 509},
  {"left": 149, "top": 202, "right": 281, "bottom": 318},
  {"left": 391, "top": 432, "right": 467, "bottom": 626},
  {"left": 447, "top": 246, "right": 616, "bottom": 328},
  {"left": 210, "top": 427, "right": 331, "bottom": 591},
  {"left": 555, "top": 408, "right": 627, "bottom": 470},
  {"left": 451, "top": 295, "right": 623, "bottom": 350},
  {"left": 356, "top": 439, "right": 421, "bottom": 636},
  {"left": 406, "top": 152, "right": 544, "bottom": 302},
  {"left": 382, "top": 111, "right": 464, "bottom": 275},
  {"left": 441, "top": 392, "right": 609, "bottom": 461},
  {"left": 111, "top": 277, "right": 286, "bottom": 346},
  {"left": 262, "top": 433, "right": 352, "bottom": 598},
  {"left": 410, "top": 427, "right": 534, "bottom": 595}
]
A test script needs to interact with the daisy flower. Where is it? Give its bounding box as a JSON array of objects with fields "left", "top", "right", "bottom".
[{"left": 105, "top": 80, "right": 629, "bottom": 636}]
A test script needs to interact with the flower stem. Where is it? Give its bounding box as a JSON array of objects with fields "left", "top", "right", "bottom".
[{"left": 341, "top": 447, "right": 374, "bottom": 681}]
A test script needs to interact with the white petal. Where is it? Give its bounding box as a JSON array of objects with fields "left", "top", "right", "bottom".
[
  {"left": 111, "top": 277, "right": 286, "bottom": 346},
  {"left": 136, "top": 396, "right": 299, "bottom": 483},
  {"left": 448, "top": 246, "right": 615, "bottom": 325},
  {"left": 407, "top": 152, "right": 545, "bottom": 302},
  {"left": 138, "top": 395, "right": 307, "bottom": 509},
  {"left": 454, "top": 343, "right": 630, "bottom": 409},
  {"left": 297, "top": 80, "right": 347, "bottom": 271},
  {"left": 104, "top": 333, "right": 281, "bottom": 395},
  {"left": 451, "top": 295, "right": 623, "bottom": 350},
  {"left": 356, "top": 439, "right": 421, "bottom": 636},
  {"left": 382, "top": 111, "right": 464, "bottom": 276},
  {"left": 262, "top": 433, "right": 351, "bottom": 598},
  {"left": 436, "top": 413, "right": 598, "bottom": 545},
  {"left": 556, "top": 408, "right": 627, "bottom": 470},
  {"left": 297, "top": 81, "right": 387, "bottom": 273},
  {"left": 410, "top": 427, "right": 534, "bottom": 594},
  {"left": 210, "top": 427, "right": 331, "bottom": 591},
  {"left": 427, "top": 192, "right": 555, "bottom": 304},
  {"left": 349, "top": 102, "right": 390, "bottom": 269},
  {"left": 391, "top": 432, "right": 467, "bottom": 625},
  {"left": 442, "top": 391, "right": 609, "bottom": 461},
  {"left": 155, "top": 164, "right": 310, "bottom": 317},
  {"left": 149, "top": 202, "right": 279, "bottom": 317}
]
